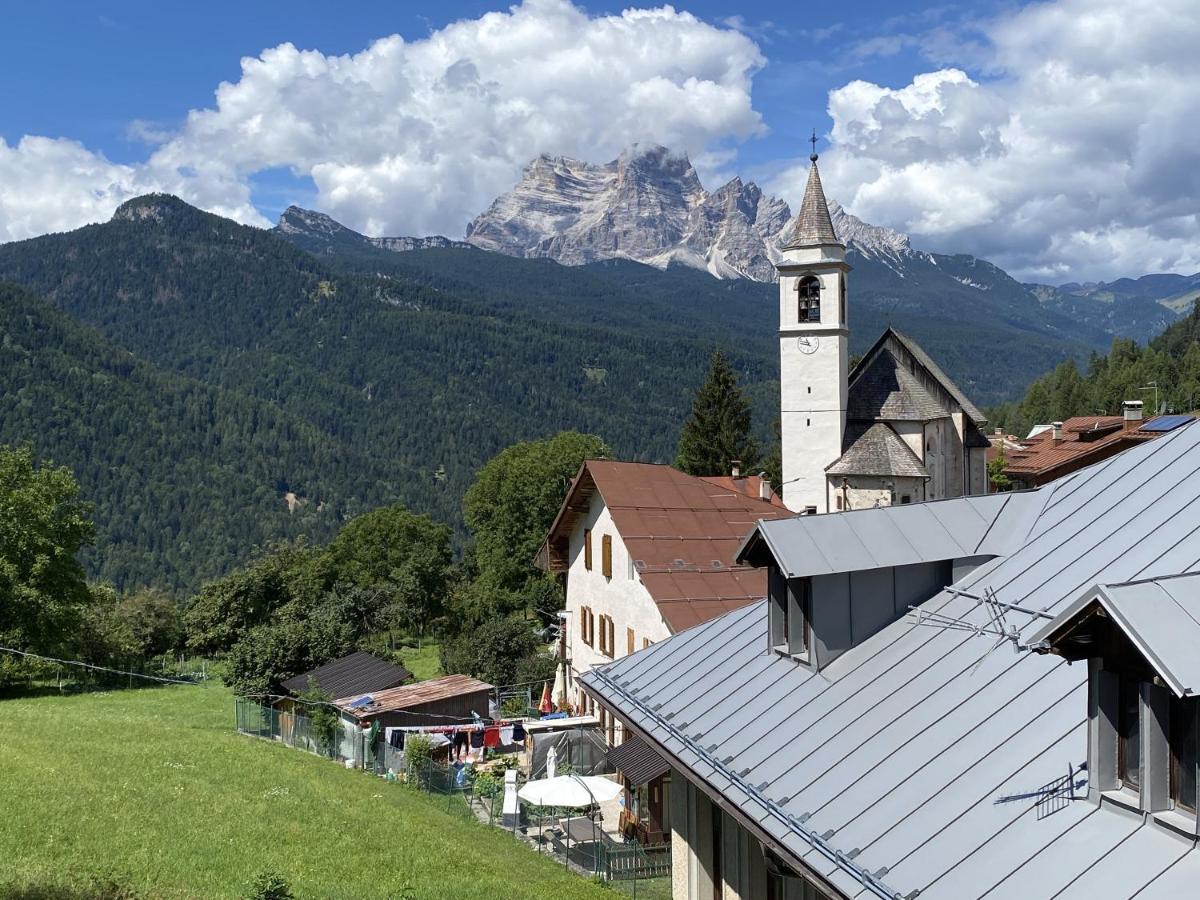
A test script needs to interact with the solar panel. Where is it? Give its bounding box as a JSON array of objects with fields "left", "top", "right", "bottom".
[
  {"left": 1141, "top": 414, "right": 1195, "bottom": 432},
  {"left": 348, "top": 695, "right": 374, "bottom": 709}
]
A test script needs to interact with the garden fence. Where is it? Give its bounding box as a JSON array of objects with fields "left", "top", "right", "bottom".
[{"left": 234, "top": 698, "right": 669, "bottom": 893}]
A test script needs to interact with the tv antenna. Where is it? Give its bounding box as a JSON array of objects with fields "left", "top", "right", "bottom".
[{"left": 909, "top": 586, "right": 1055, "bottom": 674}]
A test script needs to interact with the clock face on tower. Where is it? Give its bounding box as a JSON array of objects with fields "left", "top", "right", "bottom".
[{"left": 796, "top": 335, "right": 820, "bottom": 355}]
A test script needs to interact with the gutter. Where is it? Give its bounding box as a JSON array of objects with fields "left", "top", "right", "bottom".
[{"left": 583, "top": 668, "right": 907, "bottom": 900}]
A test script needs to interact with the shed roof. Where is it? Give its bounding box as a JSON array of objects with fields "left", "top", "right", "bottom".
[
  {"left": 607, "top": 735, "right": 670, "bottom": 786},
  {"left": 827, "top": 422, "right": 930, "bottom": 478},
  {"left": 584, "top": 421, "right": 1200, "bottom": 899},
  {"left": 279, "top": 650, "right": 411, "bottom": 699},
  {"left": 538, "top": 461, "right": 793, "bottom": 631},
  {"left": 1030, "top": 573, "right": 1200, "bottom": 698},
  {"left": 336, "top": 674, "right": 493, "bottom": 719}
]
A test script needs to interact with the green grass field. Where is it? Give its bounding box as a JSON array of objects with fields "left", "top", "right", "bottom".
[{"left": 0, "top": 684, "right": 610, "bottom": 900}]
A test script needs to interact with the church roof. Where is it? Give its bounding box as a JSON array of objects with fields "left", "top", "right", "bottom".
[
  {"left": 846, "top": 348, "right": 950, "bottom": 422},
  {"left": 826, "top": 422, "right": 929, "bottom": 478},
  {"left": 849, "top": 328, "right": 987, "bottom": 426},
  {"left": 783, "top": 160, "right": 840, "bottom": 248}
]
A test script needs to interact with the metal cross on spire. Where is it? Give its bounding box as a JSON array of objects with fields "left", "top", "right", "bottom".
[{"left": 809, "top": 129, "right": 819, "bottom": 162}]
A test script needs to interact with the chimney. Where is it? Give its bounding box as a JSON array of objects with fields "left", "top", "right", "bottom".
[
  {"left": 1051, "top": 421, "right": 1064, "bottom": 441},
  {"left": 730, "top": 460, "right": 743, "bottom": 478},
  {"left": 758, "top": 474, "right": 772, "bottom": 502},
  {"left": 1123, "top": 400, "right": 1144, "bottom": 425}
]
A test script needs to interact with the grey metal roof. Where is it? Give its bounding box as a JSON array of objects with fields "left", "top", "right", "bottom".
[
  {"left": 583, "top": 422, "right": 1200, "bottom": 899},
  {"left": 1031, "top": 573, "right": 1200, "bottom": 698},
  {"left": 827, "top": 422, "right": 930, "bottom": 478},
  {"left": 783, "top": 161, "right": 840, "bottom": 248},
  {"left": 279, "top": 650, "right": 411, "bottom": 698},
  {"left": 846, "top": 349, "right": 950, "bottom": 422},
  {"left": 737, "top": 489, "right": 1045, "bottom": 579}
]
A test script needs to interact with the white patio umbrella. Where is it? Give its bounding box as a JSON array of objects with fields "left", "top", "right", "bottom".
[
  {"left": 518, "top": 774, "right": 623, "bottom": 874},
  {"left": 518, "top": 774, "right": 621, "bottom": 807}
]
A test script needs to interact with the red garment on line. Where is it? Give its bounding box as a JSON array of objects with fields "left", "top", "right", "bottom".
[{"left": 483, "top": 726, "right": 501, "bottom": 748}]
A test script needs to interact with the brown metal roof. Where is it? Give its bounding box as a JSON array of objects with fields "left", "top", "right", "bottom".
[
  {"left": 538, "top": 461, "right": 793, "bottom": 632},
  {"left": 607, "top": 734, "right": 669, "bottom": 786},
  {"left": 278, "top": 650, "right": 411, "bottom": 699},
  {"left": 334, "top": 674, "right": 493, "bottom": 719},
  {"left": 1004, "top": 415, "right": 1158, "bottom": 481}
]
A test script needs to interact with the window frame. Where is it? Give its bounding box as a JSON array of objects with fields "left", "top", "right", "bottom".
[
  {"left": 583, "top": 529, "right": 592, "bottom": 570},
  {"left": 1117, "top": 675, "right": 1141, "bottom": 793},
  {"left": 1170, "top": 695, "right": 1197, "bottom": 814}
]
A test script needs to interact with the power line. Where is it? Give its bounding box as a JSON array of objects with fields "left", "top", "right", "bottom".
[{"left": 0, "top": 646, "right": 205, "bottom": 687}]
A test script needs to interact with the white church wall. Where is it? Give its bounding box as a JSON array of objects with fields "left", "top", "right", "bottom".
[
  {"left": 781, "top": 330, "right": 847, "bottom": 513},
  {"left": 831, "top": 475, "right": 925, "bottom": 511}
]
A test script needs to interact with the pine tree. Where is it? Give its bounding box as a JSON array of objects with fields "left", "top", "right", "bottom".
[{"left": 674, "top": 350, "right": 760, "bottom": 476}]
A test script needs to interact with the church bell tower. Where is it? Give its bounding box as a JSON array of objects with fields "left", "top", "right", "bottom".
[{"left": 777, "top": 143, "right": 849, "bottom": 514}]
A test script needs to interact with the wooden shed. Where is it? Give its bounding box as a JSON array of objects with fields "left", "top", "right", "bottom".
[{"left": 334, "top": 674, "right": 494, "bottom": 729}]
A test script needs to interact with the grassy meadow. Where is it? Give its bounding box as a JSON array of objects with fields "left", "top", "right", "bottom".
[{"left": 0, "top": 683, "right": 609, "bottom": 900}]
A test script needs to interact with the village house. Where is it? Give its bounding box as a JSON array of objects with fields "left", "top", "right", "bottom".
[
  {"left": 776, "top": 153, "right": 989, "bottom": 514},
  {"left": 1002, "top": 401, "right": 1192, "bottom": 488},
  {"left": 538, "top": 460, "right": 792, "bottom": 729},
  {"left": 581, "top": 415, "right": 1200, "bottom": 899}
]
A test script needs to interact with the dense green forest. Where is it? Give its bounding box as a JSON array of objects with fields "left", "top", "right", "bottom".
[
  {"left": 991, "top": 301, "right": 1200, "bottom": 436},
  {"left": 0, "top": 192, "right": 1151, "bottom": 593}
]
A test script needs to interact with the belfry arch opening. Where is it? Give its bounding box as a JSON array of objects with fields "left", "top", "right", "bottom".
[{"left": 797, "top": 275, "right": 821, "bottom": 323}]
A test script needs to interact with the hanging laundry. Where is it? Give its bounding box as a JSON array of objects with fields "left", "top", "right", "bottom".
[
  {"left": 470, "top": 729, "right": 485, "bottom": 749},
  {"left": 512, "top": 722, "right": 526, "bottom": 742},
  {"left": 499, "top": 725, "right": 514, "bottom": 746},
  {"left": 483, "top": 726, "right": 501, "bottom": 749}
]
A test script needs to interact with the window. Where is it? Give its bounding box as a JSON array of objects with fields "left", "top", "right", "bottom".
[
  {"left": 840, "top": 278, "right": 846, "bottom": 325},
  {"left": 597, "top": 614, "right": 615, "bottom": 658},
  {"left": 770, "top": 567, "right": 812, "bottom": 660},
  {"left": 602, "top": 534, "right": 613, "bottom": 578},
  {"left": 580, "top": 605, "right": 590, "bottom": 644},
  {"left": 627, "top": 627, "right": 635, "bottom": 656},
  {"left": 643, "top": 637, "right": 652, "bottom": 650},
  {"left": 804, "top": 506, "right": 817, "bottom": 516},
  {"left": 901, "top": 495, "right": 912, "bottom": 504},
  {"left": 1118, "top": 676, "right": 1141, "bottom": 791},
  {"left": 584, "top": 529, "right": 593, "bottom": 570},
  {"left": 1171, "top": 695, "right": 1197, "bottom": 812},
  {"left": 796, "top": 275, "right": 821, "bottom": 322}
]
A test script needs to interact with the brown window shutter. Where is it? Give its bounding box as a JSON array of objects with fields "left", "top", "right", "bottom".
[
  {"left": 608, "top": 617, "right": 616, "bottom": 657},
  {"left": 601, "top": 534, "right": 613, "bottom": 578},
  {"left": 584, "top": 529, "right": 592, "bottom": 570},
  {"left": 627, "top": 627, "right": 635, "bottom": 656},
  {"left": 580, "top": 606, "right": 588, "bottom": 642}
]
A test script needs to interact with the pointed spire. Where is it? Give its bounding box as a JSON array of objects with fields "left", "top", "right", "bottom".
[{"left": 784, "top": 139, "right": 841, "bottom": 248}]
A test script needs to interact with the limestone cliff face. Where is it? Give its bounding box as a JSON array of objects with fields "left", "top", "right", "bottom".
[
  {"left": 464, "top": 145, "right": 918, "bottom": 282},
  {"left": 465, "top": 145, "right": 794, "bottom": 281}
]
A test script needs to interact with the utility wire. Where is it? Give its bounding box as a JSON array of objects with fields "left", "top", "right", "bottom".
[{"left": 0, "top": 646, "right": 205, "bottom": 687}]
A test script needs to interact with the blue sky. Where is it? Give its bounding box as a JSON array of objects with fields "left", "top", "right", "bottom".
[{"left": 1, "top": 0, "right": 1196, "bottom": 281}]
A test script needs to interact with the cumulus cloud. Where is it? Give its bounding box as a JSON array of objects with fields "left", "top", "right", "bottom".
[
  {"left": 0, "top": 0, "right": 763, "bottom": 242},
  {"left": 772, "top": 0, "right": 1200, "bottom": 281}
]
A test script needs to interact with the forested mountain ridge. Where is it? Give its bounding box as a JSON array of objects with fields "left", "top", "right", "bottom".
[
  {"left": 991, "top": 300, "right": 1200, "bottom": 437},
  {"left": 276, "top": 204, "right": 1107, "bottom": 408},
  {"left": 0, "top": 280, "right": 397, "bottom": 592}
]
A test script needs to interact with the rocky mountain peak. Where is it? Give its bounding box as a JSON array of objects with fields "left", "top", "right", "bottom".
[{"left": 112, "top": 194, "right": 194, "bottom": 224}]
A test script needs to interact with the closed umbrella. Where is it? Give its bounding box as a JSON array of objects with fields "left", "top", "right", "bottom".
[
  {"left": 538, "top": 681, "right": 553, "bottom": 714},
  {"left": 546, "top": 745, "right": 557, "bottom": 779}
]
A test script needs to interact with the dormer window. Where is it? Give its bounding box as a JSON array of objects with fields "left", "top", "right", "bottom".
[
  {"left": 1031, "top": 576, "right": 1200, "bottom": 822},
  {"left": 796, "top": 276, "right": 821, "bottom": 323},
  {"left": 768, "top": 566, "right": 810, "bottom": 660}
]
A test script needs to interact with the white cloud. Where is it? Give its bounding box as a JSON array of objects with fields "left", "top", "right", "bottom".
[
  {"left": 0, "top": 0, "right": 764, "bottom": 242},
  {"left": 772, "top": 0, "right": 1200, "bottom": 281}
]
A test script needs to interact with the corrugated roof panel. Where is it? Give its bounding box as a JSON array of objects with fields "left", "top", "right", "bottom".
[
  {"left": 937, "top": 804, "right": 1128, "bottom": 900},
  {"left": 1049, "top": 821, "right": 1192, "bottom": 900},
  {"left": 801, "top": 513, "right": 876, "bottom": 571}
]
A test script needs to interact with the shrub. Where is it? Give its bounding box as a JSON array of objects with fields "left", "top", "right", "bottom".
[{"left": 244, "top": 870, "right": 293, "bottom": 900}]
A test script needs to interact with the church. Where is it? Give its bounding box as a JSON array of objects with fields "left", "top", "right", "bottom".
[{"left": 777, "top": 150, "right": 990, "bottom": 513}]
